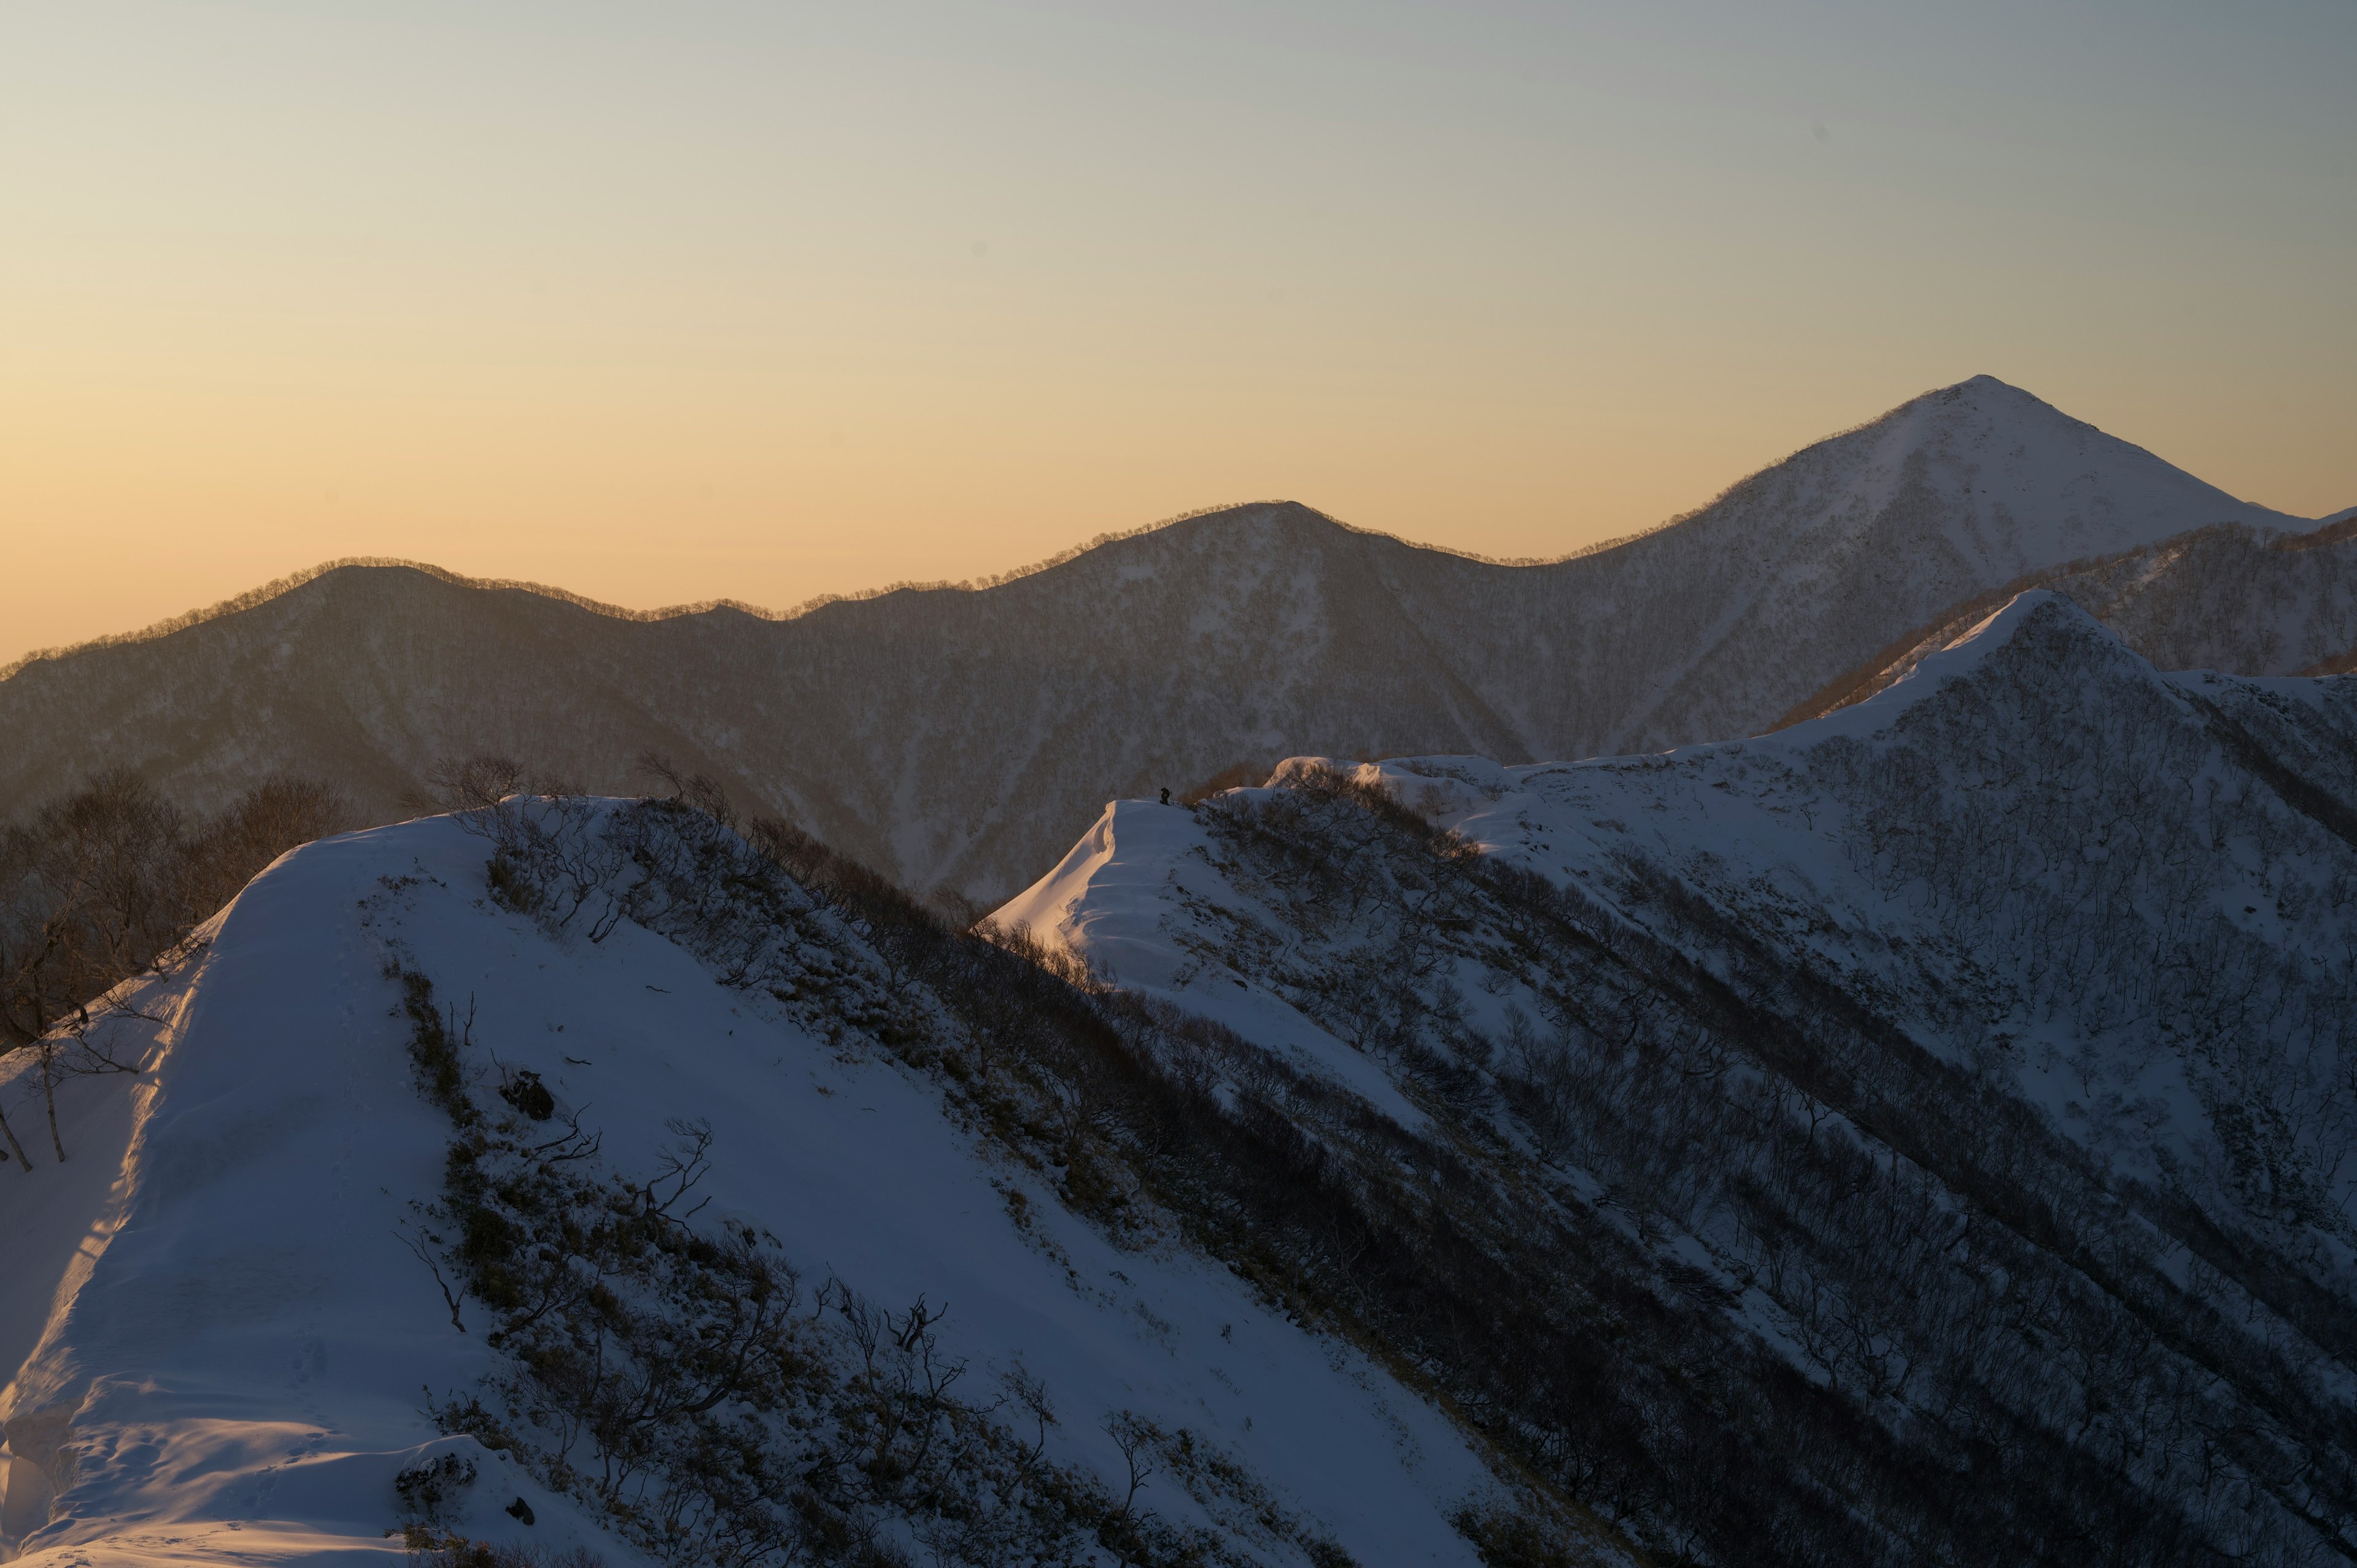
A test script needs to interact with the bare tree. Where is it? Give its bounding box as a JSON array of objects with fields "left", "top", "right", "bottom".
[{"left": 0, "top": 770, "right": 350, "bottom": 1165}]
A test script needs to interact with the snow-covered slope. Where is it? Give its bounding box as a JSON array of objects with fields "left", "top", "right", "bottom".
[
  {"left": 0, "top": 379, "right": 2316, "bottom": 900},
  {"left": 0, "top": 808, "right": 1554, "bottom": 1566},
  {"left": 14, "top": 584, "right": 2357, "bottom": 1565},
  {"left": 1784, "top": 514, "right": 2357, "bottom": 724},
  {"left": 997, "top": 593, "right": 2357, "bottom": 1564},
  {"left": 1410, "top": 374, "right": 2312, "bottom": 760}
]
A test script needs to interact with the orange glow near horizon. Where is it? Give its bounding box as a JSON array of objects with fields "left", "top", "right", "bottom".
[{"left": 4, "top": 2, "right": 2351, "bottom": 667}]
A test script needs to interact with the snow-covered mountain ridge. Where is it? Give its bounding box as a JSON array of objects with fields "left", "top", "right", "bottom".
[
  {"left": 1784, "top": 515, "right": 2357, "bottom": 725},
  {"left": 11, "top": 582, "right": 2357, "bottom": 1564},
  {"left": 0, "top": 377, "right": 2322, "bottom": 899},
  {"left": 997, "top": 592, "right": 2357, "bottom": 1564},
  {"left": 0, "top": 798, "right": 1598, "bottom": 1566}
]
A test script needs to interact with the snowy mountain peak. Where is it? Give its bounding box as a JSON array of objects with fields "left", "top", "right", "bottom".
[
  {"left": 1933, "top": 371, "right": 2076, "bottom": 412},
  {"left": 1945, "top": 581, "right": 2081, "bottom": 644},
  {"left": 1779, "top": 497, "right": 2357, "bottom": 731},
  {"left": 1755, "top": 373, "right": 2293, "bottom": 562},
  {"left": 1786, "top": 587, "right": 2121, "bottom": 740},
  {"left": 1925, "top": 585, "right": 2137, "bottom": 676}
]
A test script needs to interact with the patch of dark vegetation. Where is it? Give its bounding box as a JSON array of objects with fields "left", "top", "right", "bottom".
[
  {"left": 1148, "top": 671, "right": 2357, "bottom": 1564},
  {"left": 1177, "top": 762, "right": 1265, "bottom": 807},
  {"left": 757, "top": 760, "right": 2343, "bottom": 1564},
  {"left": 404, "top": 729, "right": 2357, "bottom": 1565},
  {"left": 391, "top": 944, "right": 1357, "bottom": 1568},
  {"left": 391, "top": 1530, "right": 606, "bottom": 1568},
  {"left": 394, "top": 1452, "right": 479, "bottom": 1527}
]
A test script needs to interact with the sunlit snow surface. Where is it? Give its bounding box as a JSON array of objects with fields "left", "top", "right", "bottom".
[
  {"left": 0, "top": 817, "right": 1496, "bottom": 1565},
  {"left": 995, "top": 805, "right": 1430, "bottom": 1133}
]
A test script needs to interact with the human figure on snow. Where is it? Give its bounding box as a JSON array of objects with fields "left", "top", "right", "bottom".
[{"left": 1159, "top": 787, "right": 1171, "bottom": 805}]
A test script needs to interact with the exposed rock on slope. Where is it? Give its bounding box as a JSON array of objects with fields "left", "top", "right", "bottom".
[
  {"left": 998, "top": 593, "right": 2357, "bottom": 1565},
  {"left": 0, "top": 377, "right": 2310, "bottom": 898}
]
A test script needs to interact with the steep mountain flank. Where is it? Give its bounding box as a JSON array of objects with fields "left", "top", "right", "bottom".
[
  {"left": 998, "top": 595, "right": 2357, "bottom": 1564},
  {"left": 0, "top": 378, "right": 2311, "bottom": 898}
]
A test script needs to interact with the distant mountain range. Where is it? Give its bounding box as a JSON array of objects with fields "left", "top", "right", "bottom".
[
  {"left": 1, "top": 375, "right": 2342, "bottom": 898},
  {"left": 7, "top": 379, "right": 2357, "bottom": 1568}
]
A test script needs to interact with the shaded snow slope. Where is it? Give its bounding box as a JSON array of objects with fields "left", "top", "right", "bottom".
[
  {"left": 1009, "top": 590, "right": 2357, "bottom": 1251},
  {"left": 995, "top": 803, "right": 1426, "bottom": 1131},
  {"left": 0, "top": 816, "right": 1510, "bottom": 1566},
  {"left": 996, "top": 593, "right": 2357, "bottom": 1564},
  {"left": 0, "top": 378, "right": 2313, "bottom": 900}
]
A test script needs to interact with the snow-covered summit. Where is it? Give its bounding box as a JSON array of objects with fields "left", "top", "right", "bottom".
[
  {"left": 1842, "top": 374, "right": 2289, "bottom": 565},
  {"left": 1462, "top": 374, "right": 2309, "bottom": 759},
  {"left": 1785, "top": 509, "right": 2357, "bottom": 726}
]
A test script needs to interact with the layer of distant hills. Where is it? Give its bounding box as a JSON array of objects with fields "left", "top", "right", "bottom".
[{"left": 4, "top": 374, "right": 2350, "bottom": 900}]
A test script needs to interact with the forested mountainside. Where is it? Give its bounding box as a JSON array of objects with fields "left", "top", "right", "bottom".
[
  {"left": 1786, "top": 512, "right": 2357, "bottom": 725},
  {"left": 0, "top": 377, "right": 2312, "bottom": 901},
  {"left": 996, "top": 593, "right": 2357, "bottom": 1566},
  {"left": 0, "top": 795, "right": 1585, "bottom": 1567}
]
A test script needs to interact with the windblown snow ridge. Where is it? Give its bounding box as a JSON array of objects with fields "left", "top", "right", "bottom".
[
  {"left": 999, "top": 592, "right": 2357, "bottom": 1566},
  {"left": 1, "top": 781, "right": 1651, "bottom": 1566}
]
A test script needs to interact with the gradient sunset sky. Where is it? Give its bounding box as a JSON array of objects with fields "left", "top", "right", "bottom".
[{"left": 4, "top": 0, "right": 2351, "bottom": 665}]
